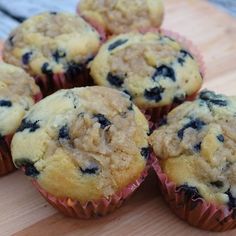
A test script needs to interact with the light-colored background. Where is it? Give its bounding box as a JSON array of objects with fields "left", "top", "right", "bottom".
[{"left": 0, "top": 0, "right": 235, "bottom": 39}]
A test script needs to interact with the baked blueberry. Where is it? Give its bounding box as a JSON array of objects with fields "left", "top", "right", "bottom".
[
  {"left": 140, "top": 147, "right": 150, "bottom": 160},
  {"left": 108, "top": 39, "right": 128, "bottom": 51},
  {"left": 152, "top": 65, "right": 176, "bottom": 82},
  {"left": 193, "top": 142, "right": 202, "bottom": 152},
  {"left": 58, "top": 125, "right": 70, "bottom": 140},
  {"left": 80, "top": 163, "right": 99, "bottom": 175},
  {"left": 52, "top": 49, "right": 66, "bottom": 63},
  {"left": 22, "top": 52, "right": 33, "bottom": 65},
  {"left": 94, "top": 114, "right": 112, "bottom": 129},
  {"left": 217, "top": 134, "right": 224, "bottom": 143},
  {"left": 177, "top": 184, "right": 201, "bottom": 200},
  {"left": 144, "top": 86, "right": 165, "bottom": 102},
  {"left": 225, "top": 189, "right": 236, "bottom": 209},
  {"left": 107, "top": 72, "right": 124, "bottom": 88},
  {"left": 173, "top": 94, "right": 186, "bottom": 104},
  {"left": 41, "top": 62, "right": 53, "bottom": 77},
  {"left": 199, "top": 90, "right": 227, "bottom": 107},
  {"left": 177, "top": 118, "right": 206, "bottom": 139},
  {"left": 17, "top": 119, "right": 40, "bottom": 133},
  {"left": 0, "top": 100, "right": 12, "bottom": 107}
]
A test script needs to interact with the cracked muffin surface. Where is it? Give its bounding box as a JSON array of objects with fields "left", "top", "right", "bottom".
[
  {"left": 78, "top": 0, "right": 164, "bottom": 34},
  {"left": 0, "top": 62, "right": 40, "bottom": 136},
  {"left": 90, "top": 32, "right": 203, "bottom": 109},
  {"left": 149, "top": 90, "right": 236, "bottom": 208},
  {"left": 12, "top": 86, "right": 149, "bottom": 202},
  {"left": 3, "top": 12, "right": 101, "bottom": 77}
]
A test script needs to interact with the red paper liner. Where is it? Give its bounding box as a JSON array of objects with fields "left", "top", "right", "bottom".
[
  {"left": 140, "top": 28, "right": 205, "bottom": 124},
  {"left": 0, "top": 134, "right": 15, "bottom": 176},
  {"left": 151, "top": 153, "right": 236, "bottom": 231},
  {"left": 31, "top": 160, "right": 151, "bottom": 219},
  {"left": 0, "top": 92, "right": 42, "bottom": 176},
  {"left": 34, "top": 66, "right": 94, "bottom": 97},
  {"left": 143, "top": 92, "right": 198, "bottom": 126},
  {"left": 77, "top": 7, "right": 107, "bottom": 39}
]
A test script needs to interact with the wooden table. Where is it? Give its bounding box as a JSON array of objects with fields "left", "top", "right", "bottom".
[{"left": 1, "top": 0, "right": 236, "bottom": 235}]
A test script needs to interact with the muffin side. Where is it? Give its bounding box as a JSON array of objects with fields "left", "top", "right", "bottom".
[
  {"left": 78, "top": 0, "right": 164, "bottom": 35},
  {"left": 12, "top": 86, "right": 149, "bottom": 203}
]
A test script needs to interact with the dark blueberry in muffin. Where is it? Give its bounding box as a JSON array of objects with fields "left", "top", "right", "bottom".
[
  {"left": 25, "top": 163, "right": 40, "bottom": 177},
  {"left": 177, "top": 184, "right": 201, "bottom": 200},
  {"left": 80, "top": 163, "right": 99, "bottom": 175},
  {"left": 41, "top": 62, "right": 53, "bottom": 77},
  {"left": 173, "top": 94, "right": 186, "bottom": 104},
  {"left": 52, "top": 49, "right": 66, "bottom": 63},
  {"left": 193, "top": 142, "right": 202, "bottom": 152},
  {"left": 107, "top": 72, "right": 124, "bottom": 88},
  {"left": 17, "top": 119, "right": 40, "bottom": 133},
  {"left": 0, "top": 100, "right": 12, "bottom": 107},
  {"left": 225, "top": 189, "right": 236, "bottom": 209},
  {"left": 177, "top": 118, "right": 206, "bottom": 139},
  {"left": 58, "top": 125, "right": 70, "bottom": 140},
  {"left": 180, "top": 49, "right": 194, "bottom": 59},
  {"left": 152, "top": 65, "right": 176, "bottom": 82},
  {"left": 217, "top": 134, "right": 225, "bottom": 143},
  {"left": 210, "top": 180, "right": 224, "bottom": 188},
  {"left": 177, "top": 57, "right": 185, "bottom": 66},
  {"left": 108, "top": 39, "right": 128, "bottom": 51},
  {"left": 144, "top": 86, "right": 165, "bottom": 102},
  {"left": 22, "top": 52, "right": 33, "bottom": 65},
  {"left": 94, "top": 114, "right": 112, "bottom": 129},
  {"left": 14, "top": 159, "right": 39, "bottom": 177},
  {"left": 199, "top": 90, "right": 227, "bottom": 107},
  {"left": 140, "top": 147, "right": 150, "bottom": 160}
]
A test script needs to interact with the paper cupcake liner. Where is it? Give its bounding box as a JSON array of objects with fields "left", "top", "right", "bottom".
[
  {"left": 139, "top": 28, "right": 205, "bottom": 124},
  {"left": 151, "top": 153, "right": 236, "bottom": 231},
  {"left": 143, "top": 91, "right": 198, "bottom": 127},
  {"left": 0, "top": 134, "right": 15, "bottom": 176},
  {"left": 77, "top": 8, "right": 106, "bottom": 41},
  {"left": 31, "top": 160, "right": 151, "bottom": 219},
  {"left": 34, "top": 67, "right": 94, "bottom": 97},
  {"left": 0, "top": 92, "right": 42, "bottom": 176}
]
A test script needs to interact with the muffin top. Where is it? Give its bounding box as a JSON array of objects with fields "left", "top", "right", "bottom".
[
  {"left": 90, "top": 32, "right": 203, "bottom": 109},
  {"left": 3, "top": 12, "right": 101, "bottom": 77},
  {"left": 78, "top": 0, "right": 164, "bottom": 35},
  {"left": 0, "top": 63, "right": 40, "bottom": 136},
  {"left": 12, "top": 86, "right": 149, "bottom": 202},
  {"left": 149, "top": 90, "right": 236, "bottom": 208}
]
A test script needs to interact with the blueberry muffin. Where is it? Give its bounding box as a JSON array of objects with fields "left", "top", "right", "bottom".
[
  {"left": 3, "top": 12, "right": 103, "bottom": 96},
  {"left": 78, "top": 0, "right": 164, "bottom": 35},
  {"left": 11, "top": 86, "right": 149, "bottom": 217},
  {"left": 149, "top": 90, "right": 236, "bottom": 231},
  {"left": 90, "top": 32, "right": 203, "bottom": 114},
  {"left": 0, "top": 62, "right": 41, "bottom": 175}
]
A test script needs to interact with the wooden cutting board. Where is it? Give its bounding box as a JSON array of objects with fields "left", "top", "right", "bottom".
[{"left": 0, "top": 0, "right": 236, "bottom": 235}]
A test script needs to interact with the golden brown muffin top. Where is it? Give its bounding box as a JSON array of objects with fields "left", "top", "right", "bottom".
[
  {"left": 149, "top": 90, "right": 236, "bottom": 208},
  {"left": 3, "top": 12, "right": 101, "bottom": 77},
  {"left": 12, "top": 86, "right": 149, "bottom": 202}
]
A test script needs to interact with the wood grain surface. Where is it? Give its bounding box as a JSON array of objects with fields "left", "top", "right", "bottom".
[{"left": 0, "top": 0, "right": 236, "bottom": 235}]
